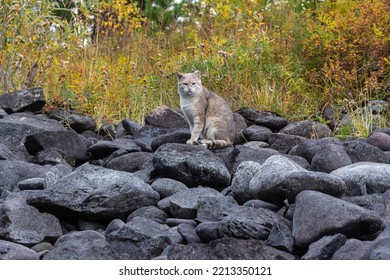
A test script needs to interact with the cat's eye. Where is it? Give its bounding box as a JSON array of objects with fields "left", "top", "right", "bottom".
[
  {"left": 183, "top": 83, "right": 188, "bottom": 86},
  {"left": 192, "top": 83, "right": 196, "bottom": 85}
]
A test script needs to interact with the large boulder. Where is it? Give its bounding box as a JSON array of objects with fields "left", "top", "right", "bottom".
[
  {"left": 343, "top": 140, "right": 389, "bottom": 163},
  {"left": 0, "top": 87, "right": 45, "bottom": 113},
  {"left": 144, "top": 105, "right": 188, "bottom": 129}
]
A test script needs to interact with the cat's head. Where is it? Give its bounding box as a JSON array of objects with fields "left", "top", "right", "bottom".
[{"left": 176, "top": 70, "right": 202, "bottom": 96}]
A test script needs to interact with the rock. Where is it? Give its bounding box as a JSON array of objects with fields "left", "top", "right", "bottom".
[
  {"left": 292, "top": 190, "right": 386, "bottom": 248},
  {"left": 248, "top": 155, "right": 346, "bottom": 205},
  {"left": 24, "top": 130, "right": 90, "bottom": 164},
  {"left": 331, "top": 162, "right": 390, "bottom": 196},
  {"left": 105, "top": 151, "right": 153, "bottom": 172},
  {"left": 367, "top": 132, "right": 390, "bottom": 151},
  {"left": 289, "top": 137, "right": 342, "bottom": 163},
  {"left": 343, "top": 140, "right": 389, "bottom": 163},
  {"left": 77, "top": 220, "right": 105, "bottom": 231},
  {"left": 0, "top": 161, "right": 51, "bottom": 194},
  {"left": 150, "top": 178, "right": 188, "bottom": 199},
  {"left": 167, "top": 238, "right": 295, "bottom": 260},
  {"left": 0, "top": 240, "right": 40, "bottom": 260},
  {"left": 17, "top": 178, "right": 45, "bottom": 190},
  {"left": 106, "top": 217, "right": 183, "bottom": 260},
  {"left": 268, "top": 133, "right": 307, "bottom": 153},
  {"left": 166, "top": 218, "right": 197, "bottom": 227},
  {"left": 218, "top": 206, "right": 290, "bottom": 240},
  {"left": 158, "top": 187, "right": 223, "bottom": 219},
  {"left": 88, "top": 137, "right": 141, "bottom": 159},
  {"left": 0, "top": 108, "right": 8, "bottom": 118},
  {"left": 233, "top": 112, "right": 248, "bottom": 143},
  {"left": 195, "top": 222, "right": 222, "bottom": 243},
  {"left": 0, "top": 138, "right": 24, "bottom": 160},
  {"left": 34, "top": 147, "right": 75, "bottom": 166},
  {"left": 25, "top": 164, "right": 160, "bottom": 222},
  {"left": 43, "top": 164, "right": 73, "bottom": 189},
  {"left": 369, "top": 226, "right": 390, "bottom": 260},
  {"left": 177, "top": 223, "right": 202, "bottom": 244},
  {"left": 279, "top": 120, "right": 332, "bottom": 139},
  {"left": 265, "top": 222, "right": 294, "bottom": 253},
  {"left": 331, "top": 239, "right": 372, "bottom": 260},
  {"left": 242, "top": 125, "right": 272, "bottom": 142},
  {"left": 301, "top": 234, "right": 347, "bottom": 260},
  {"left": 126, "top": 206, "right": 168, "bottom": 224},
  {"left": 121, "top": 118, "right": 143, "bottom": 136},
  {"left": 243, "top": 141, "right": 270, "bottom": 150},
  {"left": 236, "top": 107, "right": 277, "bottom": 125},
  {"left": 196, "top": 195, "right": 238, "bottom": 222},
  {"left": 311, "top": 144, "right": 352, "bottom": 173},
  {"left": 144, "top": 106, "right": 188, "bottom": 129},
  {"left": 153, "top": 143, "right": 231, "bottom": 190},
  {"left": 230, "top": 161, "right": 262, "bottom": 204},
  {"left": 243, "top": 200, "right": 281, "bottom": 212},
  {"left": 47, "top": 108, "right": 96, "bottom": 133},
  {"left": 255, "top": 115, "right": 288, "bottom": 131},
  {"left": 44, "top": 230, "right": 127, "bottom": 260},
  {"left": 364, "top": 100, "right": 389, "bottom": 114},
  {"left": 0, "top": 87, "right": 45, "bottom": 113},
  {"left": 151, "top": 131, "right": 191, "bottom": 151},
  {"left": 342, "top": 194, "right": 385, "bottom": 216}
]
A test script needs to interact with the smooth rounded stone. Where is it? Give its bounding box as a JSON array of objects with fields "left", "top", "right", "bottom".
[
  {"left": 177, "top": 223, "right": 202, "bottom": 244},
  {"left": 144, "top": 105, "right": 188, "bottom": 129},
  {"left": 17, "top": 177, "right": 45, "bottom": 190},
  {"left": 106, "top": 217, "right": 183, "bottom": 260},
  {"left": 331, "top": 239, "right": 372, "bottom": 260},
  {"left": 301, "top": 234, "right": 347, "bottom": 260},
  {"left": 105, "top": 151, "right": 153, "bottom": 172},
  {"left": 331, "top": 162, "right": 390, "bottom": 196},
  {"left": 268, "top": 133, "right": 307, "bottom": 153},
  {"left": 168, "top": 238, "right": 295, "bottom": 260},
  {"left": 369, "top": 226, "right": 390, "bottom": 260},
  {"left": 236, "top": 107, "right": 277, "bottom": 125},
  {"left": 292, "top": 191, "right": 386, "bottom": 248},
  {"left": 105, "top": 219, "right": 126, "bottom": 236},
  {"left": 342, "top": 194, "right": 385, "bottom": 216},
  {"left": 367, "top": 132, "right": 390, "bottom": 151},
  {"left": 0, "top": 240, "right": 40, "bottom": 260},
  {"left": 289, "top": 137, "right": 342, "bottom": 163},
  {"left": 47, "top": 108, "right": 96, "bottom": 133},
  {"left": 88, "top": 138, "right": 142, "bottom": 159},
  {"left": 243, "top": 141, "right": 270, "bottom": 150},
  {"left": 151, "top": 131, "right": 191, "bottom": 151},
  {"left": 153, "top": 143, "right": 231, "bottom": 190},
  {"left": 24, "top": 130, "right": 90, "bottom": 163},
  {"left": 217, "top": 206, "right": 290, "bottom": 240},
  {"left": 265, "top": 222, "right": 294, "bottom": 253},
  {"left": 126, "top": 206, "right": 168, "bottom": 224},
  {"left": 342, "top": 140, "right": 389, "bottom": 164},
  {"left": 0, "top": 87, "right": 45, "bottom": 113},
  {"left": 166, "top": 218, "right": 197, "bottom": 227},
  {"left": 255, "top": 115, "right": 288, "bottom": 131},
  {"left": 0, "top": 160, "right": 52, "bottom": 194},
  {"left": 243, "top": 200, "right": 281, "bottom": 212},
  {"left": 44, "top": 230, "right": 127, "bottom": 260},
  {"left": 249, "top": 155, "right": 346, "bottom": 205},
  {"left": 279, "top": 120, "right": 332, "bottom": 139},
  {"left": 311, "top": 144, "right": 352, "bottom": 173},
  {"left": 242, "top": 125, "right": 272, "bottom": 142},
  {"left": 196, "top": 195, "right": 238, "bottom": 222},
  {"left": 151, "top": 178, "right": 188, "bottom": 199},
  {"left": 30, "top": 242, "right": 53, "bottom": 253},
  {"left": 160, "top": 187, "right": 223, "bottom": 219},
  {"left": 233, "top": 112, "right": 248, "bottom": 144},
  {"left": 25, "top": 164, "right": 160, "bottom": 222},
  {"left": 121, "top": 118, "right": 142, "bottom": 136},
  {"left": 231, "top": 161, "right": 262, "bottom": 204},
  {"left": 195, "top": 222, "right": 222, "bottom": 243}
]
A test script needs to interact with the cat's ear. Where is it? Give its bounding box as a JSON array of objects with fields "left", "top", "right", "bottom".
[
  {"left": 176, "top": 72, "right": 184, "bottom": 80},
  {"left": 193, "top": 70, "right": 201, "bottom": 79}
]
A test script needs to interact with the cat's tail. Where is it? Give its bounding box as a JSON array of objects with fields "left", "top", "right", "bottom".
[{"left": 199, "top": 139, "right": 233, "bottom": 149}]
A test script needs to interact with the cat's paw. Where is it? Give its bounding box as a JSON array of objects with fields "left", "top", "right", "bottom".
[{"left": 186, "top": 139, "right": 199, "bottom": 145}]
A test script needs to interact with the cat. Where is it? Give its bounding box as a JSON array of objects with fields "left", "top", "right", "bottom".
[{"left": 176, "top": 70, "right": 236, "bottom": 149}]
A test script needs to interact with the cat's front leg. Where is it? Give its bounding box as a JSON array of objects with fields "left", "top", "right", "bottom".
[{"left": 187, "top": 117, "right": 204, "bottom": 145}]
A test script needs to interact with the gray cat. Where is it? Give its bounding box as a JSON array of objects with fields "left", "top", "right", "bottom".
[{"left": 177, "top": 70, "right": 236, "bottom": 149}]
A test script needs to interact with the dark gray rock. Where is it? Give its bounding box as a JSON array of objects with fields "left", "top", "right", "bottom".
[
  {"left": 243, "top": 141, "right": 270, "bottom": 150},
  {"left": 249, "top": 155, "right": 346, "bottom": 205},
  {"left": 292, "top": 190, "right": 386, "bottom": 248},
  {"left": 236, "top": 107, "right": 277, "bottom": 125},
  {"left": 230, "top": 161, "right": 262, "bottom": 204},
  {"left": 144, "top": 106, "right": 188, "bottom": 129},
  {"left": 105, "top": 219, "right": 125, "bottom": 236},
  {"left": 243, "top": 200, "right": 281, "bottom": 212},
  {"left": 151, "top": 131, "right": 191, "bottom": 151},
  {"left": 279, "top": 120, "right": 332, "bottom": 139},
  {"left": 121, "top": 118, "right": 142, "bottom": 136},
  {"left": 331, "top": 162, "right": 390, "bottom": 196},
  {"left": 242, "top": 125, "right": 272, "bottom": 142},
  {"left": 218, "top": 206, "right": 290, "bottom": 240},
  {"left": 0, "top": 87, "right": 45, "bottom": 113},
  {"left": 365, "top": 100, "right": 389, "bottom": 114},
  {"left": 301, "top": 234, "right": 347, "bottom": 260},
  {"left": 268, "top": 133, "right": 307, "bottom": 153},
  {"left": 44, "top": 230, "right": 127, "bottom": 260},
  {"left": 25, "top": 164, "right": 160, "bottom": 222},
  {"left": 0, "top": 138, "right": 24, "bottom": 160},
  {"left": 17, "top": 178, "right": 45, "bottom": 190},
  {"left": 289, "top": 137, "right": 342, "bottom": 163},
  {"left": 34, "top": 147, "right": 75, "bottom": 166},
  {"left": 126, "top": 206, "right": 168, "bottom": 224},
  {"left": 168, "top": 238, "right": 295, "bottom": 260},
  {"left": 47, "top": 108, "right": 96, "bottom": 133},
  {"left": 195, "top": 222, "right": 222, "bottom": 243},
  {"left": 342, "top": 194, "right": 385, "bottom": 216},
  {"left": 153, "top": 143, "right": 231, "bottom": 190},
  {"left": 105, "top": 151, "right": 153, "bottom": 172},
  {"left": 177, "top": 223, "right": 202, "bottom": 244},
  {"left": 151, "top": 178, "right": 188, "bottom": 199},
  {"left": 367, "top": 132, "right": 390, "bottom": 151},
  {"left": 369, "top": 226, "right": 390, "bottom": 260},
  {"left": 43, "top": 164, "right": 73, "bottom": 189},
  {"left": 343, "top": 140, "right": 389, "bottom": 163},
  {"left": 331, "top": 239, "right": 372, "bottom": 260},
  {"left": 233, "top": 112, "right": 248, "bottom": 144},
  {"left": 265, "top": 222, "right": 294, "bottom": 253},
  {"left": 0, "top": 160, "right": 52, "bottom": 194},
  {"left": 255, "top": 115, "right": 288, "bottom": 131},
  {"left": 311, "top": 143, "right": 352, "bottom": 173},
  {"left": 24, "top": 130, "right": 90, "bottom": 163},
  {"left": 0, "top": 240, "right": 40, "bottom": 260},
  {"left": 196, "top": 195, "right": 238, "bottom": 222},
  {"left": 88, "top": 137, "right": 141, "bottom": 159},
  {"left": 0, "top": 108, "right": 8, "bottom": 118},
  {"left": 166, "top": 218, "right": 197, "bottom": 227},
  {"left": 106, "top": 217, "right": 183, "bottom": 260}
]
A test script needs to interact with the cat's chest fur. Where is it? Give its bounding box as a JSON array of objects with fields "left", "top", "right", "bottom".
[{"left": 179, "top": 95, "right": 200, "bottom": 122}]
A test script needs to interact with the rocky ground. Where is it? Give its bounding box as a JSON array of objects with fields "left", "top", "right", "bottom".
[{"left": 1, "top": 88, "right": 390, "bottom": 260}]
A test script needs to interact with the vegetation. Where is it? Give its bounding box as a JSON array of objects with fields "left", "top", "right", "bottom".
[{"left": 1, "top": 0, "right": 389, "bottom": 137}]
